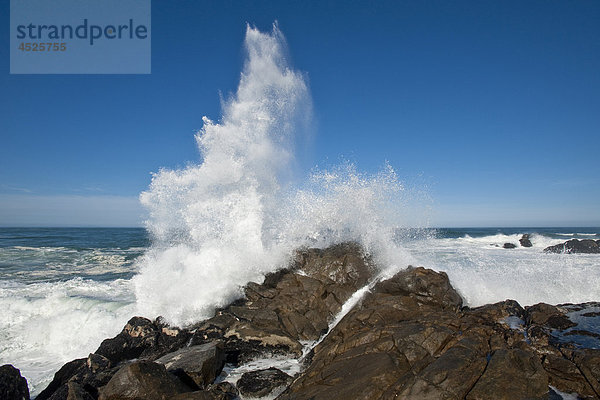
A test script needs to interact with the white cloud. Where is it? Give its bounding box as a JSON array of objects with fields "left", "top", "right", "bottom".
[{"left": 0, "top": 194, "right": 145, "bottom": 227}]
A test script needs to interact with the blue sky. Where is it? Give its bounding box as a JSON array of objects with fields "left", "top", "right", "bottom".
[{"left": 1, "top": 0, "right": 599, "bottom": 227}]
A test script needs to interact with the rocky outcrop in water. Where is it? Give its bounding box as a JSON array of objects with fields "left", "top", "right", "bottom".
[
  {"left": 34, "top": 243, "right": 600, "bottom": 400},
  {"left": 544, "top": 239, "right": 600, "bottom": 254},
  {"left": 519, "top": 234, "right": 533, "bottom": 247}
]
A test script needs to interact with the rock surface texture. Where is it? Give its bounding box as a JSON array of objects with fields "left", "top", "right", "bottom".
[
  {"left": 0, "top": 364, "right": 30, "bottom": 400},
  {"left": 30, "top": 243, "right": 600, "bottom": 400},
  {"left": 519, "top": 234, "right": 533, "bottom": 247},
  {"left": 544, "top": 239, "right": 600, "bottom": 254}
]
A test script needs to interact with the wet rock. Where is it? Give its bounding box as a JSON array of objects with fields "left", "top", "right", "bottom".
[
  {"left": 466, "top": 348, "right": 548, "bottom": 400},
  {"left": 526, "top": 303, "right": 577, "bottom": 330},
  {"left": 156, "top": 342, "right": 225, "bottom": 389},
  {"left": 47, "top": 382, "right": 94, "bottom": 400},
  {"left": 544, "top": 239, "right": 600, "bottom": 254},
  {"left": 190, "top": 242, "right": 375, "bottom": 363},
  {"left": 0, "top": 364, "right": 30, "bottom": 400},
  {"left": 98, "top": 360, "right": 190, "bottom": 400},
  {"left": 543, "top": 354, "right": 597, "bottom": 399},
  {"left": 503, "top": 242, "right": 517, "bottom": 249},
  {"left": 519, "top": 234, "right": 533, "bottom": 247},
  {"left": 280, "top": 268, "right": 478, "bottom": 400},
  {"left": 374, "top": 266, "right": 463, "bottom": 310},
  {"left": 36, "top": 359, "right": 87, "bottom": 400},
  {"left": 39, "top": 354, "right": 117, "bottom": 400},
  {"left": 169, "top": 382, "right": 237, "bottom": 400},
  {"left": 237, "top": 368, "right": 292, "bottom": 398},
  {"left": 95, "top": 317, "right": 192, "bottom": 365},
  {"left": 95, "top": 317, "right": 159, "bottom": 364}
]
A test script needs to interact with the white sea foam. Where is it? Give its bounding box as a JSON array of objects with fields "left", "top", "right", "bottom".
[
  {"left": 406, "top": 237, "right": 600, "bottom": 307},
  {"left": 0, "top": 278, "right": 135, "bottom": 396}
]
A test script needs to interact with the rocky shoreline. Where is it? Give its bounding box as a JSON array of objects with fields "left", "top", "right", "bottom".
[{"left": 2, "top": 242, "right": 600, "bottom": 400}]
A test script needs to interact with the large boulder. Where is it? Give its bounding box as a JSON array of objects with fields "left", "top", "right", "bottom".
[
  {"left": 237, "top": 368, "right": 292, "bottom": 398},
  {"left": 36, "top": 354, "right": 117, "bottom": 400},
  {"left": 155, "top": 342, "right": 225, "bottom": 389},
  {"left": 544, "top": 239, "right": 600, "bottom": 254},
  {"left": 0, "top": 364, "right": 29, "bottom": 400},
  {"left": 98, "top": 361, "right": 190, "bottom": 400},
  {"left": 95, "top": 317, "right": 191, "bottom": 365}
]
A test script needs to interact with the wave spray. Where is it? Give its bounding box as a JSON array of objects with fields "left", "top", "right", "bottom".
[{"left": 133, "top": 24, "right": 414, "bottom": 326}]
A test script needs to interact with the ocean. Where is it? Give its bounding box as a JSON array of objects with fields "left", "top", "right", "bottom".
[{"left": 1, "top": 226, "right": 599, "bottom": 396}]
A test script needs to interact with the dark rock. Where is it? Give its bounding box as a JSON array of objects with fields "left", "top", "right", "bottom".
[
  {"left": 279, "top": 266, "right": 600, "bottom": 400},
  {"left": 98, "top": 361, "right": 190, "bottom": 400},
  {"left": 156, "top": 342, "right": 225, "bottom": 389},
  {"left": 465, "top": 348, "right": 548, "bottom": 399},
  {"left": 519, "top": 234, "right": 533, "bottom": 247},
  {"left": 544, "top": 239, "right": 600, "bottom": 254},
  {"left": 47, "top": 382, "right": 94, "bottom": 400},
  {"left": 0, "top": 364, "right": 30, "bottom": 400},
  {"left": 36, "top": 359, "right": 87, "bottom": 400},
  {"left": 190, "top": 242, "right": 375, "bottom": 363},
  {"left": 526, "top": 303, "right": 577, "bottom": 330},
  {"left": 169, "top": 382, "right": 237, "bottom": 400},
  {"left": 543, "top": 354, "right": 598, "bottom": 399},
  {"left": 95, "top": 317, "right": 159, "bottom": 364},
  {"left": 280, "top": 268, "right": 480, "bottom": 400},
  {"left": 237, "top": 368, "right": 292, "bottom": 398},
  {"left": 36, "top": 353, "right": 117, "bottom": 400},
  {"left": 503, "top": 242, "right": 517, "bottom": 249},
  {"left": 374, "top": 266, "right": 463, "bottom": 310},
  {"left": 94, "top": 317, "right": 192, "bottom": 366}
]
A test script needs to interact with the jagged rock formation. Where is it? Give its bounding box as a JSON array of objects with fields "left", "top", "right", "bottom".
[
  {"left": 30, "top": 243, "right": 600, "bottom": 399},
  {"left": 544, "top": 239, "right": 600, "bottom": 254}
]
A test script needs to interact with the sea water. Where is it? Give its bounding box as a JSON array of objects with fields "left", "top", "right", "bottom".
[
  {"left": 2, "top": 24, "right": 599, "bottom": 397},
  {"left": 0, "top": 228, "right": 146, "bottom": 395},
  {"left": 1, "top": 227, "right": 598, "bottom": 396}
]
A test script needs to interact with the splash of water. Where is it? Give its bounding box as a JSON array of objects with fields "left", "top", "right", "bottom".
[{"left": 133, "top": 24, "right": 414, "bottom": 326}]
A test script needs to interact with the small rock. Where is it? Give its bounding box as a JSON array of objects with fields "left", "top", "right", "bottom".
[
  {"left": 503, "top": 243, "right": 517, "bottom": 249},
  {"left": 519, "top": 234, "right": 533, "bottom": 247},
  {"left": 0, "top": 364, "right": 30, "bottom": 400},
  {"left": 237, "top": 368, "right": 293, "bottom": 398}
]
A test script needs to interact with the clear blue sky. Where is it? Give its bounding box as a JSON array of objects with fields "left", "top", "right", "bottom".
[{"left": 1, "top": 0, "right": 599, "bottom": 227}]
